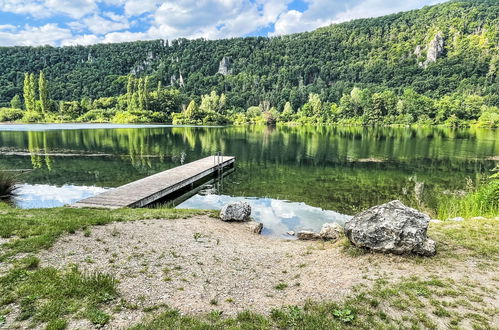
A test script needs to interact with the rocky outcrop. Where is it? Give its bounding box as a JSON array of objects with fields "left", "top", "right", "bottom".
[
  {"left": 319, "top": 223, "right": 343, "bottom": 241},
  {"left": 426, "top": 32, "right": 445, "bottom": 63},
  {"left": 220, "top": 201, "right": 251, "bottom": 222},
  {"left": 218, "top": 56, "right": 233, "bottom": 75},
  {"left": 344, "top": 200, "right": 436, "bottom": 256}
]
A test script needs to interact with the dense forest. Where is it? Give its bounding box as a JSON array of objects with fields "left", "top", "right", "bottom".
[{"left": 0, "top": 0, "right": 498, "bottom": 126}]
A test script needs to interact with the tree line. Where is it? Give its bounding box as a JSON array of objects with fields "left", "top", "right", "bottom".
[{"left": 0, "top": 72, "right": 496, "bottom": 127}]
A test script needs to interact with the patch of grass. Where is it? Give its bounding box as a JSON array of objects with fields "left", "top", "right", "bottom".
[
  {"left": 0, "top": 259, "right": 117, "bottom": 327},
  {"left": 437, "top": 169, "right": 498, "bottom": 219},
  {"left": 0, "top": 202, "right": 206, "bottom": 260},
  {"left": 429, "top": 218, "right": 499, "bottom": 260},
  {"left": 274, "top": 282, "right": 288, "bottom": 290}
]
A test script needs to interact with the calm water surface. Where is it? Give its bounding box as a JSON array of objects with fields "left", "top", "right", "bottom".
[{"left": 0, "top": 124, "right": 497, "bottom": 237}]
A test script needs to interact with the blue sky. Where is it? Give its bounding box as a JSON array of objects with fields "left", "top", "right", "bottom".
[{"left": 0, "top": 0, "right": 446, "bottom": 46}]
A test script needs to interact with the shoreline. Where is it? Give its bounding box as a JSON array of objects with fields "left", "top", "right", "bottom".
[{"left": 1, "top": 206, "right": 497, "bottom": 329}]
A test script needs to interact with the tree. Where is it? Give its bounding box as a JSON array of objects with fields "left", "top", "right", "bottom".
[
  {"left": 10, "top": 95, "right": 22, "bottom": 109},
  {"left": 23, "top": 73, "right": 36, "bottom": 112},
  {"left": 39, "top": 71, "right": 49, "bottom": 114},
  {"left": 126, "top": 75, "right": 134, "bottom": 111},
  {"left": 184, "top": 100, "right": 201, "bottom": 120},
  {"left": 279, "top": 101, "right": 294, "bottom": 122}
]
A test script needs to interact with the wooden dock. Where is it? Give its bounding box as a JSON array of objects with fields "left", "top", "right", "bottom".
[{"left": 73, "top": 155, "right": 235, "bottom": 209}]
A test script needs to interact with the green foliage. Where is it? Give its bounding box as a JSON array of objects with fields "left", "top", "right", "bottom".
[
  {"left": 0, "top": 107, "right": 23, "bottom": 121},
  {"left": 437, "top": 165, "right": 499, "bottom": 219},
  {"left": 0, "top": 261, "right": 117, "bottom": 327},
  {"left": 0, "top": 170, "right": 18, "bottom": 201},
  {"left": 9, "top": 95, "right": 22, "bottom": 109},
  {"left": 39, "top": 71, "right": 49, "bottom": 114},
  {"left": 0, "top": 0, "right": 497, "bottom": 124}
]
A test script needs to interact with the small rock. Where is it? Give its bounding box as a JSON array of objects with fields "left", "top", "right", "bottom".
[
  {"left": 448, "top": 217, "right": 464, "bottom": 222},
  {"left": 286, "top": 231, "right": 295, "bottom": 236},
  {"left": 430, "top": 219, "right": 442, "bottom": 223},
  {"left": 319, "top": 223, "right": 343, "bottom": 241},
  {"left": 245, "top": 221, "right": 263, "bottom": 234},
  {"left": 344, "top": 200, "right": 436, "bottom": 256},
  {"left": 470, "top": 216, "right": 486, "bottom": 220},
  {"left": 220, "top": 201, "right": 251, "bottom": 222},
  {"left": 297, "top": 231, "right": 321, "bottom": 240}
]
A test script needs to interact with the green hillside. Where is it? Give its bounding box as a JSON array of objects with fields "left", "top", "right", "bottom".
[{"left": 0, "top": 0, "right": 498, "bottom": 126}]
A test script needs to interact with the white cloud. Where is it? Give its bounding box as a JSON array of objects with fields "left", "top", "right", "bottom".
[
  {"left": 0, "top": 0, "right": 449, "bottom": 46},
  {"left": 271, "top": 0, "right": 447, "bottom": 36},
  {"left": 124, "top": 0, "right": 159, "bottom": 16},
  {"left": 149, "top": 0, "right": 291, "bottom": 40},
  {"left": 44, "top": 0, "right": 97, "bottom": 18},
  {"left": 0, "top": 23, "right": 72, "bottom": 46},
  {"left": 0, "top": 0, "right": 97, "bottom": 19},
  {"left": 0, "top": 24, "right": 16, "bottom": 31},
  {"left": 61, "top": 34, "right": 101, "bottom": 46},
  {"left": 83, "top": 14, "right": 130, "bottom": 34}
]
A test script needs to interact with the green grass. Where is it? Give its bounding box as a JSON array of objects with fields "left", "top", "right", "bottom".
[
  {"left": 0, "top": 202, "right": 206, "bottom": 260},
  {"left": 1, "top": 257, "right": 117, "bottom": 327},
  {"left": 437, "top": 172, "right": 498, "bottom": 219},
  {"left": 429, "top": 218, "right": 499, "bottom": 260},
  {"left": 129, "top": 276, "right": 496, "bottom": 329}
]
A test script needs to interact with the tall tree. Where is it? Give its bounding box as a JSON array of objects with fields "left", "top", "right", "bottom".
[
  {"left": 39, "top": 71, "right": 49, "bottom": 114},
  {"left": 23, "top": 73, "right": 36, "bottom": 112}
]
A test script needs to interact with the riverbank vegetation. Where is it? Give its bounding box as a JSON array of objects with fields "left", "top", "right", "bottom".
[
  {"left": 436, "top": 164, "right": 499, "bottom": 219},
  {"left": 0, "top": 202, "right": 497, "bottom": 329},
  {"left": 1, "top": 73, "right": 498, "bottom": 128},
  {"left": 0, "top": 0, "right": 498, "bottom": 127}
]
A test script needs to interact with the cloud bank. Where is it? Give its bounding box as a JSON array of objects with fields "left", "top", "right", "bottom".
[{"left": 0, "top": 0, "right": 447, "bottom": 46}]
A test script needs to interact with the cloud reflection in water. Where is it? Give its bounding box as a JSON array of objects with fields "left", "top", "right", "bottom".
[{"left": 178, "top": 194, "right": 352, "bottom": 238}]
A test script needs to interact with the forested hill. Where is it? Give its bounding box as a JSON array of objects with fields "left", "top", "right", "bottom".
[{"left": 0, "top": 0, "right": 498, "bottom": 111}]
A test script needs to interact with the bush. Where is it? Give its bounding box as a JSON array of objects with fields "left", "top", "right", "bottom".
[
  {"left": 475, "top": 108, "right": 499, "bottom": 128},
  {"left": 0, "top": 170, "right": 18, "bottom": 201},
  {"left": 78, "top": 109, "right": 115, "bottom": 122},
  {"left": 21, "top": 111, "right": 44, "bottom": 122},
  {"left": 0, "top": 108, "right": 24, "bottom": 122},
  {"left": 437, "top": 165, "right": 499, "bottom": 219}
]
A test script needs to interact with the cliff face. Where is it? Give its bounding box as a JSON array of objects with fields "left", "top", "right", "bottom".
[
  {"left": 424, "top": 32, "right": 445, "bottom": 68},
  {"left": 217, "top": 56, "right": 233, "bottom": 75}
]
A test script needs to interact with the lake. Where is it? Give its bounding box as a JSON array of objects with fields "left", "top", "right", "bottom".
[{"left": 0, "top": 124, "right": 497, "bottom": 237}]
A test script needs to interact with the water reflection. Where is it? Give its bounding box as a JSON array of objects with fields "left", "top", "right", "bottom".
[
  {"left": 0, "top": 124, "right": 496, "bottom": 215},
  {"left": 14, "top": 184, "right": 108, "bottom": 209},
  {"left": 177, "top": 194, "right": 352, "bottom": 238}
]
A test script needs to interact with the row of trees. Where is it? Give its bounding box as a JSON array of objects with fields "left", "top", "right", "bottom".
[{"left": 0, "top": 72, "right": 497, "bottom": 127}]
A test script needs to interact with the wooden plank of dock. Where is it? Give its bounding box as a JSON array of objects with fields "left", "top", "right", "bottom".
[{"left": 73, "top": 155, "right": 235, "bottom": 209}]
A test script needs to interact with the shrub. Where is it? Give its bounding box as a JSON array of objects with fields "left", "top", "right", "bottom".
[
  {"left": 78, "top": 109, "right": 115, "bottom": 122},
  {"left": 0, "top": 108, "right": 24, "bottom": 122},
  {"left": 0, "top": 170, "right": 18, "bottom": 201},
  {"left": 22, "top": 111, "right": 44, "bottom": 122}
]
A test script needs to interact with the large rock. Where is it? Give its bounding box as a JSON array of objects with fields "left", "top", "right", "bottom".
[
  {"left": 344, "top": 200, "right": 436, "bottom": 256},
  {"left": 319, "top": 223, "right": 343, "bottom": 241},
  {"left": 220, "top": 201, "right": 251, "bottom": 222}
]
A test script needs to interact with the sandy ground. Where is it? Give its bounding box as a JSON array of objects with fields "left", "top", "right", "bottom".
[{"left": 30, "top": 215, "right": 497, "bottom": 329}]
